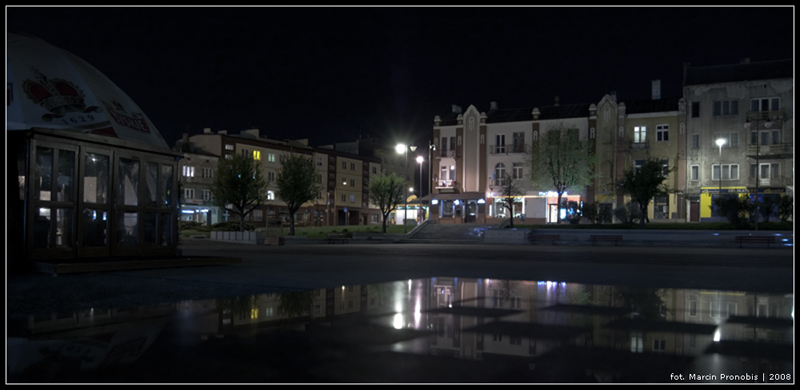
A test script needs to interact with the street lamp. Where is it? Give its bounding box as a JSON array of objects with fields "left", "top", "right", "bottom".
[
  {"left": 416, "top": 155, "right": 424, "bottom": 221},
  {"left": 716, "top": 138, "right": 726, "bottom": 194},
  {"left": 396, "top": 143, "right": 417, "bottom": 232},
  {"left": 744, "top": 117, "right": 773, "bottom": 231}
]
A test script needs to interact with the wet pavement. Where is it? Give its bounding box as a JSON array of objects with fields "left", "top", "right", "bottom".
[{"left": 6, "top": 241, "right": 795, "bottom": 383}]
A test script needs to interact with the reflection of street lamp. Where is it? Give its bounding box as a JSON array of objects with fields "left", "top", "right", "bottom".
[
  {"left": 744, "top": 117, "right": 773, "bottom": 231},
  {"left": 716, "top": 138, "right": 726, "bottom": 194},
  {"left": 416, "top": 155, "right": 424, "bottom": 220},
  {"left": 405, "top": 187, "right": 413, "bottom": 233}
]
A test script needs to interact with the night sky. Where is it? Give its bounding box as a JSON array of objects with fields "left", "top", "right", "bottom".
[{"left": 6, "top": 6, "right": 794, "bottom": 149}]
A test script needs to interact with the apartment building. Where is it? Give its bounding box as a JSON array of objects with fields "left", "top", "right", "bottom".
[{"left": 683, "top": 59, "right": 793, "bottom": 222}]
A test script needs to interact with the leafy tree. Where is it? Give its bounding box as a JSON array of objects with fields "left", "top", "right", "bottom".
[
  {"left": 713, "top": 193, "right": 754, "bottom": 229},
  {"left": 210, "top": 152, "right": 268, "bottom": 231},
  {"left": 368, "top": 171, "right": 406, "bottom": 233},
  {"left": 619, "top": 158, "right": 674, "bottom": 229},
  {"left": 613, "top": 201, "right": 642, "bottom": 225},
  {"left": 582, "top": 202, "right": 599, "bottom": 224},
  {"left": 498, "top": 172, "right": 523, "bottom": 228},
  {"left": 758, "top": 194, "right": 780, "bottom": 223},
  {"left": 778, "top": 195, "right": 792, "bottom": 222},
  {"left": 529, "top": 123, "right": 595, "bottom": 223},
  {"left": 276, "top": 153, "right": 321, "bottom": 236}
]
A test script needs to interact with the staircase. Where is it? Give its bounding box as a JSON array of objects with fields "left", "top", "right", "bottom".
[{"left": 401, "top": 222, "right": 498, "bottom": 243}]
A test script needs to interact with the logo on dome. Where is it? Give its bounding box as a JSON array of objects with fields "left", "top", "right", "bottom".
[
  {"left": 22, "top": 68, "right": 101, "bottom": 121},
  {"left": 101, "top": 99, "right": 151, "bottom": 133}
]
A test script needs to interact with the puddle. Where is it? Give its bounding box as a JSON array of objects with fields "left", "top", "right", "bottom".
[{"left": 7, "top": 278, "right": 794, "bottom": 383}]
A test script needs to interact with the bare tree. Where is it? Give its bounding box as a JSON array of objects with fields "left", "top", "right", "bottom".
[
  {"left": 497, "top": 172, "right": 523, "bottom": 228},
  {"left": 528, "top": 123, "right": 595, "bottom": 223},
  {"left": 368, "top": 171, "right": 406, "bottom": 233},
  {"left": 276, "top": 153, "right": 321, "bottom": 236}
]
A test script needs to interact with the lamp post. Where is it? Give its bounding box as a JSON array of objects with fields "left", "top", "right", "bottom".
[
  {"left": 744, "top": 117, "right": 773, "bottom": 231},
  {"left": 716, "top": 138, "right": 726, "bottom": 194},
  {"left": 416, "top": 155, "right": 424, "bottom": 221},
  {"left": 396, "top": 143, "right": 417, "bottom": 231}
]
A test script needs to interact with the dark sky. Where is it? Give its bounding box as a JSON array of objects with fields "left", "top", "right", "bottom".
[{"left": 6, "top": 6, "right": 794, "bottom": 148}]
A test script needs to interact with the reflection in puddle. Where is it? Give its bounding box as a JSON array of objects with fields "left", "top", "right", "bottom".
[{"left": 8, "top": 278, "right": 794, "bottom": 383}]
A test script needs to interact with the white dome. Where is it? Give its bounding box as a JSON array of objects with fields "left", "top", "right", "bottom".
[{"left": 7, "top": 33, "right": 168, "bottom": 149}]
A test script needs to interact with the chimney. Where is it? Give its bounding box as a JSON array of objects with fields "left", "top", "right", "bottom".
[
  {"left": 490, "top": 101, "right": 498, "bottom": 111},
  {"left": 741, "top": 57, "right": 751, "bottom": 64},
  {"left": 651, "top": 80, "right": 661, "bottom": 100},
  {"left": 218, "top": 130, "right": 227, "bottom": 135},
  {"left": 203, "top": 127, "right": 212, "bottom": 134},
  {"left": 451, "top": 104, "right": 462, "bottom": 114},
  {"left": 610, "top": 91, "right": 617, "bottom": 102},
  {"left": 554, "top": 96, "right": 559, "bottom": 106}
]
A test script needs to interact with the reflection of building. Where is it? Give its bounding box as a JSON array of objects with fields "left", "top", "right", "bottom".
[
  {"left": 7, "top": 34, "right": 180, "bottom": 266},
  {"left": 683, "top": 59, "right": 793, "bottom": 221}
]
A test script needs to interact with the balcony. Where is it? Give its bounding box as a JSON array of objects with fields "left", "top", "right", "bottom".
[
  {"left": 489, "top": 144, "right": 526, "bottom": 155},
  {"left": 747, "top": 143, "right": 792, "bottom": 159},
  {"left": 746, "top": 176, "right": 791, "bottom": 189},
  {"left": 438, "top": 150, "right": 455, "bottom": 158},
  {"left": 747, "top": 109, "right": 784, "bottom": 122}
]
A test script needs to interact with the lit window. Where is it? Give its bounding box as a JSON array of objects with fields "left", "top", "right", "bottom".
[
  {"left": 350, "top": 195, "right": 355, "bottom": 203},
  {"left": 225, "top": 144, "right": 234, "bottom": 150},
  {"left": 267, "top": 191, "right": 275, "bottom": 200},
  {"left": 182, "top": 166, "right": 195, "bottom": 177},
  {"left": 253, "top": 151, "right": 261, "bottom": 160},
  {"left": 268, "top": 153, "right": 275, "bottom": 162},
  {"left": 633, "top": 126, "right": 646, "bottom": 143}
]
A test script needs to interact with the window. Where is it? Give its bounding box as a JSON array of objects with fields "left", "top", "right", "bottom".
[
  {"left": 710, "top": 301, "right": 720, "bottom": 318},
  {"left": 225, "top": 144, "right": 234, "bottom": 151},
  {"left": 350, "top": 163, "right": 356, "bottom": 170},
  {"left": 241, "top": 149, "right": 250, "bottom": 157},
  {"left": 691, "top": 134, "right": 700, "bottom": 149},
  {"left": 253, "top": 151, "right": 261, "bottom": 160},
  {"left": 659, "top": 159, "right": 670, "bottom": 176},
  {"left": 751, "top": 97, "right": 780, "bottom": 112},
  {"left": 267, "top": 172, "right": 275, "bottom": 182},
  {"left": 316, "top": 174, "right": 322, "bottom": 183},
  {"left": 653, "top": 340, "right": 666, "bottom": 353},
  {"left": 634, "top": 160, "right": 644, "bottom": 175},
  {"left": 372, "top": 166, "right": 377, "bottom": 174},
  {"left": 350, "top": 178, "right": 355, "bottom": 187},
  {"left": 341, "top": 194, "right": 346, "bottom": 202},
  {"left": 512, "top": 162, "right": 523, "bottom": 179},
  {"left": 349, "top": 195, "right": 355, "bottom": 203},
  {"left": 750, "top": 129, "right": 781, "bottom": 146},
  {"left": 316, "top": 157, "right": 323, "bottom": 166},
  {"left": 691, "top": 101, "right": 700, "bottom": 118},
  {"left": 688, "top": 300, "right": 698, "bottom": 317},
  {"left": 713, "top": 132, "right": 739, "bottom": 148},
  {"left": 267, "top": 191, "right": 275, "bottom": 200},
  {"left": 268, "top": 153, "right": 275, "bottom": 162},
  {"left": 495, "top": 134, "right": 506, "bottom": 153},
  {"left": 713, "top": 100, "right": 739, "bottom": 116},
  {"left": 253, "top": 209, "right": 263, "bottom": 221},
  {"left": 201, "top": 189, "right": 211, "bottom": 201},
  {"left": 690, "top": 165, "right": 699, "bottom": 181},
  {"left": 656, "top": 125, "right": 669, "bottom": 142},
  {"left": 633, "top": 126, "right": 646, "bottom": 143},
  {"left": 712, "top": 164, "right": 739, "bottom": 181},
  {"left": 183, "top": 188, "right": 195, "bottom": 199},
  {"left": 182, "top": 165, "right": 195, "bottom": 177},
  {"left": 752, "top": 163, "right": 780, "bottom": 180},
  {"left": 342, "top": 161, "right": 347, "bottom": 169},
  {"left": 493, "top": 163, "right": 506, "bottom": 185},
  {"left": 512, "top": 132, "right": 525, "bottom": 153},
  {"left": 202, "top": 167, "right": 213, "bottom": 178},
  {"left": 370, "top": 214, "right": 379, "bottom": 223},
  {"left": 225, "top": 155, "right": 232, "bottom": 160},
  {"left": 342, "top": 178, "right": 347, "bottom": 186}
]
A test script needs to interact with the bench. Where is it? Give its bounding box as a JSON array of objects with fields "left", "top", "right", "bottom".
[
  {"left": 589, "top": 235, "right": 623, "bottom": 246},
  {"left": 529, "top": 234, "right": 560, "bottom": 245},
  {"left": 735, "top": 236, "right": 775, "bottom": 249},
  {"left": 326, "top": 233, "right": 350, "bottom": 244}
]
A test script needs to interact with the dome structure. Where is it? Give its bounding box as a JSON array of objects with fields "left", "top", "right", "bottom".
[{"left": 7, "top": 33, "right": 169, "bottom": 150}]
